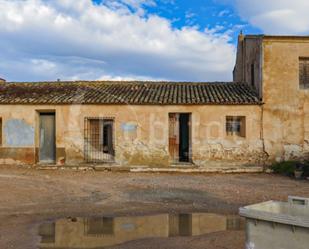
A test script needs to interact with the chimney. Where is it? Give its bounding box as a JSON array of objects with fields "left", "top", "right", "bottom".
[
  {"left": 238, "top": 30, "right": 245, "bottom": 42},
  {"left": 0, "top": 78, "right": 6, "bottom": 84}
]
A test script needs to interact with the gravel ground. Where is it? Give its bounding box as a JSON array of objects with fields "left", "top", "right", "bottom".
[{"left": 0, "top": 165, "right": 308, "bottom": 249}]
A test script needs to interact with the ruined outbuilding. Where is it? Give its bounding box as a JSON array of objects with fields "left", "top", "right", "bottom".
[{"left": 1, "top": 34, "right": 309, "bottom": 168}]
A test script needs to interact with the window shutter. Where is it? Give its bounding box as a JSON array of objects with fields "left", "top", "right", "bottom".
[
  {"left": 305, "top": 60, "right": 309, "bottom": 88},
  {"left": 299, "top": 58, "right": 309, "bottom": 89}
]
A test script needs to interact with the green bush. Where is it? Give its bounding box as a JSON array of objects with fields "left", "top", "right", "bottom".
[
  {"left": 303, "top": 161, "right": 309, "bottom": 177},
  {"left": 271, "top": 160, "right": 309, "bottom": 177},
  {"left": 271, "top": 161, "right": 298, "bottom": 176}
]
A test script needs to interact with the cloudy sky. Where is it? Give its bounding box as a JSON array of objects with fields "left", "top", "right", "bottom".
[{"left": 0, "top": 0, "right": 308, "bottom": 82}]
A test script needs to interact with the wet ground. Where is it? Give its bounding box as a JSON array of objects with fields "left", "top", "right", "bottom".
[
  {"left": 38, "top": 212, "right": 245, "bottom": 248},
  {"left": 0, "top": 165, "right": 308, "bottom": 249}
]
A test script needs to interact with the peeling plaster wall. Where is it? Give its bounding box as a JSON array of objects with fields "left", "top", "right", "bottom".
[
  {"left": 0, "top": 108, "right": 37, "bottom": 164},
  {"left": 0, "top": 104, "right": 264, "bottom": 167},
  {"left": 4, "top": 119, "right": 35, "bottom": 146},
  {"left": 262, "top": 38, "right": 309, "bottom": 162}
]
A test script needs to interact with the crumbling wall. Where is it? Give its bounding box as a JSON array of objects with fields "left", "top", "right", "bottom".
[
  {"left": 60, "top": 104, "right": 264, "bottom": 167},
  {"left": 4, "top": 119, "right": 35, "bottom": 146},
  {"left": 0, "top": 108, "right": 36, "bottom": 164},
  {"left": 0, "top": 104, "right": 264, "bottom": 167}
]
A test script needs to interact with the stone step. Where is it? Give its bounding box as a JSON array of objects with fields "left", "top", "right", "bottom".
[
  {"left": 35, "top": 164, "right": 264, "bottom": 173},
  {"left": 130, "top": 166, "right": 264, "bottom": 173}
]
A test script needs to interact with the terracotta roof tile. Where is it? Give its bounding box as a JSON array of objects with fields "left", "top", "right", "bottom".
[{"left": 0, "top": 81, "right": 261, "bottom": 105}]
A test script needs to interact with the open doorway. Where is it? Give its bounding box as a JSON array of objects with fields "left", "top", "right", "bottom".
[
  {"left": 84, "top": 117, "right": 115, "bottom": 163},
  {"left": 169, "top": 113, "right": 191, "bottom": 163}
]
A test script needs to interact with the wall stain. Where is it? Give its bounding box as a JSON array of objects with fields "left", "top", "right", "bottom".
[{"left": 4, "top": 119, "right": 35, "bottom": 147}]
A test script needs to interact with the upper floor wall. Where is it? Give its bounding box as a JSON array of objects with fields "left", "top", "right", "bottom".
[
  {"left": 234, "top": 35, "right": 309, "bottom": 102},
  {"left": 262, "top": 36, "right": 309, "bottom": 103},
  {"left": 262, "top": 37, "right": 309, "bottom": 160},
  {"left": 234, "top": 35, "right": 309, "bottom": 161}
]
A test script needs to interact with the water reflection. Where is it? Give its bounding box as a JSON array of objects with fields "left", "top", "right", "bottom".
[{"left": 38, "top": 213, "right": 244, "bottom": 248}]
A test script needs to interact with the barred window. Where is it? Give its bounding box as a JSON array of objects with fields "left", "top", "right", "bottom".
[
  {"left": 299, "top": 58, "right": 309, "bottom": 89},
  {"left": 226, "top": 116, "right": 246, "bottom": 137},
  {"left": 84, "top": 117, "right": 115, "bottom": 163}
]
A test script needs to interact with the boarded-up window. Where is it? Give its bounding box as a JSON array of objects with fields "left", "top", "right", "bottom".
[
  {"left": 226, "top": 116, "right": 246, "bottom": 137},
  {"left": 299, "top": 58, "right": 309, "bottom": 89}
]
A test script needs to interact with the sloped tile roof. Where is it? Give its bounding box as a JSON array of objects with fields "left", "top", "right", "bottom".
[{"left": 0, "top": 81, "right": 261, "bottom": 105}]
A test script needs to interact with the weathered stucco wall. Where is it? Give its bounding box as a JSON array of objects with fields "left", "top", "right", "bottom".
[
  {"left": 262, "top": 38, "right": 309, "bottom": 162},
  {"left": 0, "top": 104, "right": 264, "bottom": 167}
]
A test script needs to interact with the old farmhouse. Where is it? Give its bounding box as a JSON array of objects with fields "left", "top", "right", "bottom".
[{"left": 0, "top": 34, "right": 309, "bottom": 168}]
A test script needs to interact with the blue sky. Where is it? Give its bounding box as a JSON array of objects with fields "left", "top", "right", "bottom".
[
  {"left": 0, "top": 0, "right": 308, "bottom": 82},
  {"left": 93, "top": 0, "right": 261, "bottom": 43}
]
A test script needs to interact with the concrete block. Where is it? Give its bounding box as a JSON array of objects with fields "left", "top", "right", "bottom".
[{"left": 239, "top": 197, "right": 309, "bottom": 249}]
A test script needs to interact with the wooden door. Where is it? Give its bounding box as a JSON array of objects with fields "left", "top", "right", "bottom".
[
  {"left": 169, "top": 113, "right": 179, "bottom": 162},
  {"left": 39, "top": 113, "right": 56, "bottom": 163}
]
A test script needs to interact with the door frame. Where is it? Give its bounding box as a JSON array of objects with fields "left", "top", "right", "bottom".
[
  {"left": 168, "top": 113, "right": 192, "bottom": 164},
  {"left": 84, "top": 117, "right": 115, "bottom": 163},
  {"left": 37, "top": 111, "right": 56, "bottom": 164}
]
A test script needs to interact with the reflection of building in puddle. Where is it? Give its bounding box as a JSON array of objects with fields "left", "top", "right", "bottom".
[{"left": 39, "top": 213, "right": 244, "bottom": 248}]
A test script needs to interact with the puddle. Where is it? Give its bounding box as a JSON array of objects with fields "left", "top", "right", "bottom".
[{"left": 38, "top": 212, "right": 245, "bottom": 248}]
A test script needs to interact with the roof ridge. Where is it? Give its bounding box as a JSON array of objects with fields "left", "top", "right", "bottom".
[{"left": 6, "top": 80, "right": 240, "bottom": 85}]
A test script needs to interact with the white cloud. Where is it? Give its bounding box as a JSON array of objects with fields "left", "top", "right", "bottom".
[
  {"left": 232, "top": 0, "right": 309, "bottom": 34},
  {"left": 218, "top": 9, "right": 230, "bottom": 17},
  {"left": 102, "top": 0, "right": 156, "bottom": 16},
  {"left": 0, "top": 0, "right": 235, "bottom": 82}
]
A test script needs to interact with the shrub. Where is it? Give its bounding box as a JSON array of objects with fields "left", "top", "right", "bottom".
[
  {"left": 271, "top": 161, "right": 298, "bottom": 176},
  {"left": 302, "top": 161, "right": 309, "bottom": 177},
  {"left": 271, "top": 160, "right": 309, "bottom": 178}
]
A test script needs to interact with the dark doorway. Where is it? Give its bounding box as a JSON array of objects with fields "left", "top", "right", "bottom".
[
  {"left": 103, "top": 120, "right": 114, "bottom": 155},
  {"left": 39, "top": 113, "right": 56, "bottom": 164},
  {"left": 169, "top": 113, "right": 191, "bottom": 163},
  {"left": 179, "top": 114, "right": 190, "bottom": 162}
]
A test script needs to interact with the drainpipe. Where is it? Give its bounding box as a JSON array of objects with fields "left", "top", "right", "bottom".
[
  {"left": 259, "top": 36, "right": 269, "bottom": 168},
  {"left": 260, "top": 104, "right": 269, "bottom": 170}
]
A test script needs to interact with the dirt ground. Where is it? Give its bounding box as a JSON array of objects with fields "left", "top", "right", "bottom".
[{"left": 0, "top": 165, "right": 308, "bottom": 249}]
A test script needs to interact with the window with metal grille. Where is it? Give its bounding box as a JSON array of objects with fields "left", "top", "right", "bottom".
[
  {"left": 299, "top": 58, "right": 309, "bottom": 89},
  {"left": 84, "top": 117, "right": 115, "bottom": 163},
  {"left": 226, "top": 116, "right": 246, "bottom": 137},
  {"left": 84, "top": 217, "right": 114, "bottom": 236}
]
